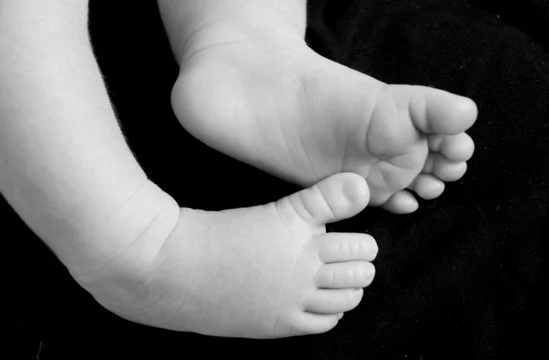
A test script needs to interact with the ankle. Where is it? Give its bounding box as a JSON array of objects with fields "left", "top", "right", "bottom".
[
  {"left": 68, "top": 181, "right": 181, "bottom": 286},
  {"left": 166, "top": 11, "right": 306, "bottom": 67}
]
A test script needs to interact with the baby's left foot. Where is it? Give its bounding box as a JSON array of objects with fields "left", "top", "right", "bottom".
[
  {"left": 171, "top": 36, "right": 477, "bottom": 214},
  {"left": 75, "top": 173, "right": 375, "bottom": 338}
]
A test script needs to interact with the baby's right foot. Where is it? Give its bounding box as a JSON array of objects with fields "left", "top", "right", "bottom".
[
  {"left": 170, "top": 34, "right": 477, "bottom": 215},
  {"left": 76, "top": 173, "right": 377, "bottom": 338}
]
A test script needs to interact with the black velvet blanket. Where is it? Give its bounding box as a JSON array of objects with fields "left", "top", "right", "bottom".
[{"left": 6, "top": 0, "right": 548, "bottom": 359}]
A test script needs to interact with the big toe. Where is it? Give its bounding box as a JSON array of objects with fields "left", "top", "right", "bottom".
[
  {"left": 286, "top": 173, "right": 369, "bottom": 226},
  {"left": 405, "top": 86, "right": 478, "bottom": 135}
]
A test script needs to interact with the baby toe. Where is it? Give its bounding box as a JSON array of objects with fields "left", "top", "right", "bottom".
[
  {"left": 380, "top": 190, "right": 419, "bottom": 214},
  {"left": 318, "top": 233, "right": 378, "bottom": 263},
  {"left": 315, "top": 261, "right": 375, "bottom": 289},
  {"left": 287, "top": 173, "right": 369, "bottom": 226},
  {"left": 429, "top": 133, "right": 475, "bottom": 162},
  {"left": 427, "top": 153, "right": 467, "bottom": 182},
  {"left": 407, "top": 87, "right": 478, "bottom": 135},
  {"left": 305, "top": 288, "right": 363, "bottom": 314},
  {"left": 408, "top": 173, "right": 445, "bottom": 200},
  {"left": 288, "top": 312, "right": 339, "bottom": 336}
]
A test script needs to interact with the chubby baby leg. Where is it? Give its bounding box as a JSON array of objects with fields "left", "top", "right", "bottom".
[{"left": 77, "top": 173, "right": 377, "bottom": 338}]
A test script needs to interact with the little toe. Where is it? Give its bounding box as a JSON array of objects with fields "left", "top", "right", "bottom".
[
  {"left": 289, "top": 312, "right": 339, "bottom": 336},
  {"left": 405, "top": 86, "right": 478, "bottom": 135},
  {"left": 380, "top": 190, "right": 419, "bottom": 214},
  {"left": 287, "top": 173, "right": 370, "bottom": 226},
  {"left": 424, "top": 153, "right": 468, "bottom": 182},
  {"left": 315, "top": 261, "right": 375, "bottom": 289},
  {"left": 408, "top": 173, "right": 445, "bottom": 200},
  {"left": 318, "top": 233, "right": 378, "bottom": 263},
  {"left": 305, "top": 288, "right": 363, "bottom": 314},
  {"left": 428, "top": 133, "right": 475, "bottom": 162}
]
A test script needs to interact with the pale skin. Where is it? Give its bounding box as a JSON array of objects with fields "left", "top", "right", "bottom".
[
  {"left": 0, "top": 0, "right": 377, "bottom": 339},
  {"left": 160, "top": 0, "right": 478, "bottom": 214},
  {"left": 0, "top": 0, "right": 477, "bottom": 339}
]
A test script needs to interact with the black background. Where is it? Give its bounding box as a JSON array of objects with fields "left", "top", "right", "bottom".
[{"left": 5, "top": 0, "right": 549, "bottom": 359}]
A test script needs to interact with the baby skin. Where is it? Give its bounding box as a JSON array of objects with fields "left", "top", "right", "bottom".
[
  {"left": 2, "top": 0, "right": 475, "bottom": 342},
  {"left": 169, "top": 33, "right": 478, "bottom": 214},
  {"left": 78, "top": 173, "right": 376, "bottom": 338}
]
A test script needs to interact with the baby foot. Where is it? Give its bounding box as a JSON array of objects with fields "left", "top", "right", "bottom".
[
  {"left": 171, "top": 37, "right": 477, "bottom": 213},
  {"left": 76, "top": 173, "right": 377, "bottom": 338}
]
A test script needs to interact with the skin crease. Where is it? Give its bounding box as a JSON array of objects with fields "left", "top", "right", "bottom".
[
  {"left": 163, "top": 22, "right": 477, "bottom": 214},
  {"left": 80, "top": 173, "right": 377, "bottom": 338},
  {"left": 0, "top": 0, "right": 377, "bottom": 338},
  {"left": 0, "top": 0, "right": 476, "bottom": 338}
]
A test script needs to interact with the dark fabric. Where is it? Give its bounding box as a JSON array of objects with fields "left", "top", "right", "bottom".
[{"left": 6, "top": 0, "right": 548, "bottom": 359}]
